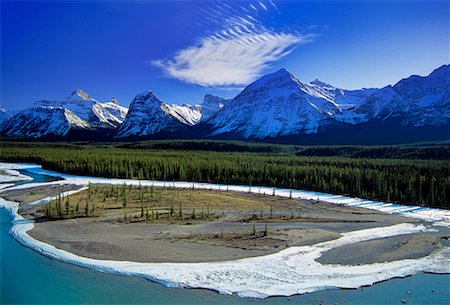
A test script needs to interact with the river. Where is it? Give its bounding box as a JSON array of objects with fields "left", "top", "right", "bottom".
[{"left": 1, "top": 167, "right": 449, "bottom": 304}]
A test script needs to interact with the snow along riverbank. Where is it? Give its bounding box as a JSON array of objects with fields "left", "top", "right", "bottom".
[{"left": 0, "top": 162, "right": 449, "bottom": 298}]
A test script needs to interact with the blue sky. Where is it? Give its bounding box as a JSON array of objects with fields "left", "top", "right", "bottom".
[{"left": 1, "top": 0, "right": 448, "bottom": 110}]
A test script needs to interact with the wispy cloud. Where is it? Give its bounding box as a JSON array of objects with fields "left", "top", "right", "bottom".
[
  {"left": 152, "top": 0, "right": 314, "bottom": 87},
  {"left": 268, "top": 0, "right": 278, "bottom": 10},
  {"left": 259, "top": 1, "right": 268, "bottom": 11}
]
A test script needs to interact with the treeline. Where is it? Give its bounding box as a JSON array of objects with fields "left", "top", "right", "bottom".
[
  {"left": 3, "top": 140, "right": 450, "bottom": 160},
  {"left": 0, "top": 143, "right": 449, "bottom": 208},
  {"left": 118, "top": 140, "right": 284, "bottom": 153},
  {"left": 120, "top": 140, "right": 450, "bottom": 160}
]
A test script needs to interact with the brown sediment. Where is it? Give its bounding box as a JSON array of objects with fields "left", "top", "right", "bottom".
[
  {"left": 1, "top": 184, "right": 82, "bottom": 205},
  {"left": 318, "top": 232, "right": 449, "bottom": 265}
]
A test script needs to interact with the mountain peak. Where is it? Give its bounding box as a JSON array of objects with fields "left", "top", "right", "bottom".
[
  {"left": 109, "top": 97, "right": 119, "bottom": 105},
  {"left": 203, "top": 94, "right": 225, "bottom": 104},
  {"left": 428, "top": 64, "right": 450, "bottom": 79},
  {"left": 133, "top": 90, "right": 162, "bottom": 103},
  {"left": 310, "top": 79, "right": 333, "bottom": 88},
  {"left": 256, "top": 68, "right": 296, "bottom": 83},
  {"left": 116, "top": 90, "right": 190, "bottom": 138},
  {"left": 243, "top": 68, "right": 299, "bottom": 93},
  {"left": 69, "top": 88, "right": 91, "bottom": 101},
  {"left": 272, "top": 67, "right": 294, "bottom": 78},
  {"left": 204, "top": 93, "right": 218, "bottom": 100}
]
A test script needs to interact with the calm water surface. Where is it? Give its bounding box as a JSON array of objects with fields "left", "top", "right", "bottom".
[{"left": 1, "top": 170, "right": 449, "bottom": 304}]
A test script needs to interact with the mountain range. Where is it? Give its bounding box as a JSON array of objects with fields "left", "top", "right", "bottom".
[{"left": 1, "top": 65, "right": 448, "bottom": 144}]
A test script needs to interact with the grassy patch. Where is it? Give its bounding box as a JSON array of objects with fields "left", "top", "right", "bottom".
[{"left": 39, "top": 184, "right": 302, "bottom": 223}]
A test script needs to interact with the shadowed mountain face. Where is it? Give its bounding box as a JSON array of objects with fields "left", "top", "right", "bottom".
[{"left": 2, "top": 65, "right": 449, "bottom": 143}]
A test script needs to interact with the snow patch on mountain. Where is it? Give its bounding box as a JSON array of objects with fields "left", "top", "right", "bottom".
[
  {"left": 163, "top": 94, "right": 229, "bottom": 126},
  {"left": 165, "top": 104, "right": 202, "bottom": 125}
]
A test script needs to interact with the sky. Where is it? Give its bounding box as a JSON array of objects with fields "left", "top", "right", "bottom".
[{"left": 1, "top": 0, "right": 448, "bottom": 110}]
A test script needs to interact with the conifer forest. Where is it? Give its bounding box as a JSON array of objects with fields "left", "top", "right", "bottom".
[{"left": 1, "top": 141, "right": 448, "bottom": 209}]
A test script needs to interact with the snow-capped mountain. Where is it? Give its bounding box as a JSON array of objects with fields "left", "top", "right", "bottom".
[
  {"left": 204, "top": 68, "right": 342, "bottom": 138},
  {"left": 203, "top": 65, "right": 449, "bottom": 139},
  {"left": 1, "top": 89, "right": 128, "bottom": 138},
  {"left": 116, "top": 90, "right": 191, "bottom": 138},
  {"left": 35, "top": 89, "right": 128, "bottom": 128},
  {"left": 338, "top": 64, "right": 450, "bottom": 126},
  {"left": 1, "top": 64, "right": 448, "bottom": 142},
  {"left": 1, "top": 87, "right": 228, "bottom": 139},
  {"left": 115, "top": 92, "right": 229, "bottom": 138}
]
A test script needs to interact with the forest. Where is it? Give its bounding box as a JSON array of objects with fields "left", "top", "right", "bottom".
[{"left": 1, "top": 141, "right": 449, "bottom": 209}]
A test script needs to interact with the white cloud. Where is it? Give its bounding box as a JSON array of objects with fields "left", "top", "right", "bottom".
[
  {"left": 153, "top": 27, "right": 310, "bottom": 87},
  {"left": 151, "top": 1, "right": 313, "bottom": 87}
]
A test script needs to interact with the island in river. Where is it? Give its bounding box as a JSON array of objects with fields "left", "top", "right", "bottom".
[{"left": 2, "top": 179, "right": 448, "bottom": 265}]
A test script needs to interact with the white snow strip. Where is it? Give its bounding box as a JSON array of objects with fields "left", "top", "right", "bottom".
[
  {"left": 0, "top": 183, "right": 15, "bottom": 190},
  {"left": 0, "top": 169, "right": 33, "bottom": 183},
  {"left": 0, "top": 181, "right": 65, "bottom": 193},
  {"left": 0, "top": 162, "right": 449, "bottom": 298},
  {"left": 0, "top": 162, "right": 40, "bottom": 170},
  {"left": 28, "top": 187, "right": 88, "bottom": 206}
]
